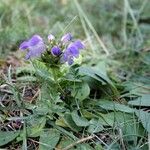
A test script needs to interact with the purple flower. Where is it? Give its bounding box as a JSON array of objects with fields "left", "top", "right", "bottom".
[
  {"left": 19, "top": 35, "right": 45, "bottom": 59},
  {"left": 66, "top": 46, "right": 79, "bottom": 58},
  {"left": 61, "top": 39, "right": 84, "bottom": 65},
  {"left": 48, "top": 34, "right": 55, "bottom": 41},
  {"left": 61, "top": 33, "right": 72, "bottom": 43},
  {"left": 68, "top": 40, "right": 84, "bottom": 50},
  {"left": 51, "top": 46, "right": 61, "bottom": 56},
  {"left": 61, "top": 46, "right": 79, "bottom": 65}
]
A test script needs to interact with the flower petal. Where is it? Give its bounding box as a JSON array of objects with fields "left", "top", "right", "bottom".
[
  {"left": 29, "top": 35, "right": 43, "bottom": 46},
  {"left": 48, "top": 34, "right": 55, "bottom": 41},
  {"left": 69, "top": 40, "right": 84, "bottom": 50},
  {"left": 68, "top": 56, "right": 74, "bottom": 65},
  {"left": 20, "top": 34, "right": 45, "bottom": 59},
  {"left": 25, "top": 51, "right": 31, "bottom": 60},
  {"left": 61, "top": 33, "right": 72, "bottom": 43},
  {"left": 67, "top": 46, "right": 79, "bottom": 58},
  {"left": 25, "top": 42, "right": 45, "bottom": 59},
  {"left": 51, "top": 46, "right": 61, "bottom": 56},
  {"left": 19, "top": 41, "right": 29, "bottom": 50}
]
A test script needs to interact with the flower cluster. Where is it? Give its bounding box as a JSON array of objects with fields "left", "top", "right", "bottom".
[{"left": 19, "top": 33, "right": 84, "bottom": 65}]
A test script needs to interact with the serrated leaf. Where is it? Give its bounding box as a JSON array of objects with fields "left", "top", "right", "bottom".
[
  {"left": 39, "top": 129, "right": 60, "bottom": 150},
  {"left": 71, "top": 110, "right": 89, "bottom": 127},
  {"left": 33, "top": 60, "right": 54, "bottom": 82},
  {"left": 17, "top": 76, "right": 37, "bottom": 82},
  {"left": 16, "top": 65, "right": 35, "bottom": 75},
  {"left": 0, "top": 131, "right": 20, "bottom": 146}
]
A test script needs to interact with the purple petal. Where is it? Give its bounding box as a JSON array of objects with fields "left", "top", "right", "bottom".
[
  {"left": 51, "top": 46, "right": 61, "bottom": 56},
  {"left": 20, "top": 34, "right": 46, "bottom": 59},
  {"left": 25, "top": 51, "right": 31, "bottom": 60},
  {"left": 61, "top": 33, "right": 72, "bottom": 43},
  {"left": 60, "top": 53, "right": 74, "bottom": 65},
  {"left": 19, "top": 41, "right": 29, "bottom": 50},
  {"left": 67, "top": 46, "right": 79, "bottom": 58},
  {"left": 26, "top": 42, "right": 45, "bottom": 59},
  {"left": 29, "top": 35, "right": 43, "bottom": 46},
  {"left": 67, "top": 56, "right": 74, "bottom": 65},
  {"left": 61, "top": 45, "right": 79, "bottom": 65},
  {"left": 60, "top": 53, "right": 68, "bottom": 63},
  {"left": 69, "top": 40, "right": 84, "bottom": 50},
  {"left": 48, "top": 34, "right": 55, "bottom": 41}
]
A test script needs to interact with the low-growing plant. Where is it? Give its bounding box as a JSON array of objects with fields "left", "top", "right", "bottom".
[{"left": 0, "top": 32, "right": 149, "bottom": 150}]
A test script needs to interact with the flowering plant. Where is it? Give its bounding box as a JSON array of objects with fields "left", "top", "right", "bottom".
[
  {"left": 19, "top": 33, "right": 87, "bottom": 106},
  {"left": 19, "top": 33, "right": 84, "bottom": 67}
]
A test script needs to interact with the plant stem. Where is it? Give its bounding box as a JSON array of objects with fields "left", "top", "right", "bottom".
[{"left": 62, "top": 135, "right": 95, "bottom": 150}]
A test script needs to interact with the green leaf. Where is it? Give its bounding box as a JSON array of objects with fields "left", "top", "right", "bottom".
[
  {"left": 57, "top": 136, "right": 74, "bottom": 149},
  {"left": 39, "top": 129, "right": 60, "bottom": 150},
  {"left": 26, "top": 116, "right": 46, "bottom": 137},
  {"left": 57, "top": 137, "right": 94, "bottom": 150},
  {"left": 81, "top": 109, "right": 98, "bottom": 119},
  {"left": 0, "top": 131, "right": 20, "bottom": 146},
  {"left": 55, "top": 118, "right": 68, "bottom": 127},
  {"left": 71, "top": 82, "right": 90, "bottom": 101},
  {"left": 64, "top": 113, "right": 82, "bottom": 132},
  {"left": 40, "top": 83, "right": 59, "bottom": 103},
  {"left": 79, "top": 66, "right": 119, "bottom": 95},
  {"left": 71, "top": 110, "right": 89, "bottom": 127},
  {"left": 33, "top": 60, "right": 54, "bottom": 83},
  {"left": 79, "top": 65, "right": 116, "bottom": 86},
  {"left": 98, "top": 100, "right": 134, "bottom": 113},
  {"left": 123, "top": 82, "right": 150, "bottom": 96},
  {"left": 17, "top": 76, "right": 37, "bottom": 82},
  {"left": 98, "top": 112, "right": 144, "bottom": 141},
  {"left": 128, "top": 94, "right": 150, "bottom": 106},
  {"left": 95, "top": 144, "right": 103, "bottom": 150},
  {"left": 87, "top": 119, "right": 104, "bottom": 133},
  {"left": 136, "top": 110, "right": 150, "bottom": 133},
  {"left": 81, "top": 109, "right": 109, "bottom": 126},
  {"left": 76, "top": 143, "right": 94, "bottom": 150},
  {"left": 16, "top": 65, "right": 35, "bottom": 75},
  {"left": 98, "top": 112, "right": 134, "bottom": 126},
  {"left": 79, "top": 66, "right": 107, "bottom": 84}
]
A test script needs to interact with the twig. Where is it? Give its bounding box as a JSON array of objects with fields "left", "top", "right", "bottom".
[
  {"left": 31, "top": 89, "right": 40, "bottom": 102},
  {"left": 118, "top": 128, "right": 126, "bottom": 150},
  {"left": 93, "top": 134, "right": 109, "bottom": 148},
  {"left": 62, "top": 135, "right": 95, "bottom": 150},
  {"left": 28, "top": 138, "right": 55, "bottom": 148},
  {"left": 0, "top": 89, "right": 13, "bottom": 94}
]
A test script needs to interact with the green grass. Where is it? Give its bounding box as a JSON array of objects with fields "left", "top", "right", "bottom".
[{"left": 0, "top": 0, "right": 150, "bottom": 149}]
